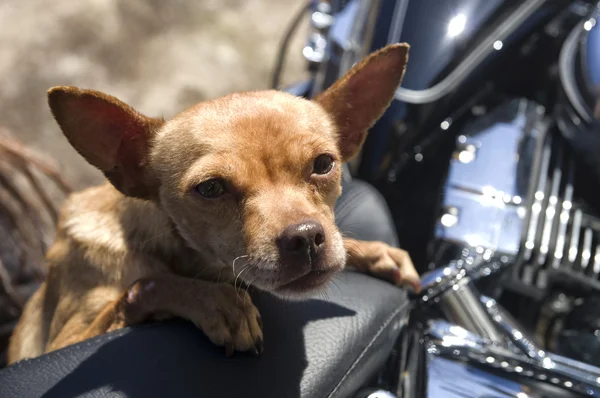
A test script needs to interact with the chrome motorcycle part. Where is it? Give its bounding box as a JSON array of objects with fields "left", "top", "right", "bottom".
[
  {"left": 419, "top": 261, "right": 466, "bottom": 302},
  {"left": 438, "top": 278, "right": 505, "bottom": 344},
  {"left": 435, "top": 96, "right": 600, "bottom": 295},
  {"left": 425, "top": 355, "right": 557, "bottom": 398},
  {"left": 480, "top": 296, "right": 547, "bottom": 362},
  {"left": 558, "top": 2, "right": 600, "bottom": 183},
  {"left": 310, "top": 0, "right": 381, "bottom": 96},
  {"left": 559, "top": 3, "right": 600, "bottom": 124},
  {"left": 434, "top": 98, "right": 547, "bottom": 260},
  {"left": 426, "top": 319, "right": 600, "bottom": 397},
  {"left": 355, "top": 389, "right": 398, "bottom": 398},
  {"left": 303, "top": 1, "right": 333, "bottom": 65},
  {"left": 419, "top": 261, "right": 504, "bottom": 343},
  {"left": 515, "top": 129, "right": 600, "bottom": 293},
  {"left": 417, "top": 262, "right": 600, "bottom": 396}
]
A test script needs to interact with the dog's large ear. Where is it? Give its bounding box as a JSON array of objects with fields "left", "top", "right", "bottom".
[
  {"left": 48, "top": 86, "right": 164, "bottom": 199},
  {"left": 315, "top": 43, "right": 409, "bottom": 161}
]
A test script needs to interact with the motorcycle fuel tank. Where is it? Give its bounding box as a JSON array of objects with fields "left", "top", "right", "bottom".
[{"left": 382, "top": 0, "right": 504, "bottom": 95}]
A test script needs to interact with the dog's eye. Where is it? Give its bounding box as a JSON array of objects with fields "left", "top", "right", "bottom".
[
  {"left": 313, "top": 154, "right": 334, "bottom": 175},
  {"left": 195, "top": 179, "right": 226, "bottom": 198}
]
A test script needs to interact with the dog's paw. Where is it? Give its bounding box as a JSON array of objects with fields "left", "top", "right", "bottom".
[
  {"left": 346, "top": 239, "right": 421, "bottom": 292},
  {"left": 369, "top": 244, "right": 421, "bottom": 292},
  {"left": 192, "top": 284, "right": 264, "bottom": 357},
  {"left": 122, "top": 279, "right": 263, "bottom": 356}
]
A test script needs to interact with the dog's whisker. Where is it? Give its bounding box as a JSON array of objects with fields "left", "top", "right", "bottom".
[
  {"left": 234, "top": 257, "right": 251, "bottom": 279},
  {"left": 234, "top": 264, "right": 252, "bottom": 288},
  {"left": 234, "top": 262, "right": 254, "bottom": 301},
  {"left": 238, "top": 269, "right": 260, "bottom": 304},
  {"left": 232, "top": 254, "right": 249, "bottom": 276},
  {"left": 244, "top": 269, "right": 261, "bottom": 296}
]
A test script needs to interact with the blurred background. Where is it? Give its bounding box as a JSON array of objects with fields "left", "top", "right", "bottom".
[{"left": 0, "top": 0, "right": 308, "bottom": 189}]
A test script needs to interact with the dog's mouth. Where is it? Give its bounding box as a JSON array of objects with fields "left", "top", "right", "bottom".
[
  {"left": 240, "top": 234, "right": 346, "bottom": 296},
  {"left": 240, "top": 259, "right": 342, "bottom": 296},
  {"left": 274, "top": 268, "right": 338, "bottom": 294}
]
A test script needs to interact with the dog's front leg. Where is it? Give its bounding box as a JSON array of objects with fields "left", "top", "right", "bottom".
[
  {"left": 79, "top": 274, "right": 264, "bottom": 356},
  {"left": 344, "top": 238, "right": 421, "bottom": 292}
]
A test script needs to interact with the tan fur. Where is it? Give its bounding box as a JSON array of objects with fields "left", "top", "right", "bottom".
[{"left": 8, "top": 44, "right": 419, "bottom": 364}]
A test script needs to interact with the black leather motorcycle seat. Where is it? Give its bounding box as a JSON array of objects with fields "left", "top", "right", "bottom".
[{"left": 0, "top": 271, "right": 410, "bottom": 398}]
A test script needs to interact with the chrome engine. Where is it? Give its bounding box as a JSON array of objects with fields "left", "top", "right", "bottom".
[
  {"left": 416, "top": 96, "right": 600, "bottom": 396},
  {"left": 434, "top": 98, "right": 600, "bottom": 296}
]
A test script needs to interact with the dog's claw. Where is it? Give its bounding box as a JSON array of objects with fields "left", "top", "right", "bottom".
[
  {"left": 248, "top": 346, "right": 260, "bottom": 357},
  {"left": 255, "top": 339, "right": 264, "bottom": 356},
  {"left": 225, "top": 342, "right": 234, "bottom": 357}
]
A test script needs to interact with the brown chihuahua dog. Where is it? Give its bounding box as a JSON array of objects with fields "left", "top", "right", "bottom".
[{"left": 8, "top": 44, "right": 419, "bottom": 363}]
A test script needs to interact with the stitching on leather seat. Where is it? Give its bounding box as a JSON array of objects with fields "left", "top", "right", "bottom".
[{"left": 326, "top": 300, "right": 410, "bottom": 398}]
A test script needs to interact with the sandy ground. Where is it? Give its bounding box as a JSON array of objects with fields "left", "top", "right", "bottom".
[{"left": 0, "top": 0, "right": 308, "bottom": 189}]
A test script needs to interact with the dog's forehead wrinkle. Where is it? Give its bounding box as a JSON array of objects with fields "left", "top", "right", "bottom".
[
  {"left": 156, "top": 92, "right": 336, "bottom": 173},
  {"left": 183, "top": 90, "right": 329, "bottom": 134}
]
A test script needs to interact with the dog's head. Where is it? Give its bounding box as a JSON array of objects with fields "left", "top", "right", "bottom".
[{"left": 48, "top": 44, "right": 408, "bottom": 297}]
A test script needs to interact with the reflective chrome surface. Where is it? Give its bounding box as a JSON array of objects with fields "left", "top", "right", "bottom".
[
  {"left": 480, "top": 296, "right": 547, "bottom": 362},
  {"left": 517, "top": 115, "right": 600, "bottom": 291},
  {"left": 393, "top": 0, "right": 547, "bottom": 103},
  {"left": 387, "top": 0, "right": 504, "bottom": 92},
  {"left": 435, "top": 99, "right": 547, "bottom": 257},
  {"left": 419, "top": 261, "right": 504, "bottom": 344},
  {"left": 426, "top": 356, "right": 548, "bottom": 398},
  {"left": 304, "top": 32, "right": 329, "bottom": 64},
  {"left": 439, "top": 278, "right": 505, "bottom": 344},
  {"left": 419, "top": 261, "right": 465, "bottom": 302},
  {"left": 432, "top": 96, "right": 600, "bottom": 292},
  {"left": 365, "top": 390, "right": 398, "bottom": 398},
  {"left": 309, "top": 0, "right": 550, "bottom": 103},
  {"left": 303, "top": 1, "right": 333, "bottom": 65},
  {"left": 426, "top": 317, "right": 600, "bottom": 396},
  {"left": 310, "top": 0, "right": 381, "bottom": 96},
  {"left": 425, "top": 322, "right": 599, "bottom": 397},
  {"left": 557, "top": 2, "right": 600, "bottom": 186},
  {"left": 519, "top": 131, "right": 576, "bottom": 278},
  {"left": 559, "top": 2, "right": 600, "bottom": 124},
  {"left": 416, "top": 256, "right": 600, "bottom": 396},
  {"left": 419, "top": 254, "right": 504, "bottom": 300}
]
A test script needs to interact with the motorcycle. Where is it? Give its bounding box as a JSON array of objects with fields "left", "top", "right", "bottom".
[
  {"left": 1, "top": 1, "right": 600, "bottom": 397},
  {"left": 277, "top": 0, "right": 600, "bottom": 396}
]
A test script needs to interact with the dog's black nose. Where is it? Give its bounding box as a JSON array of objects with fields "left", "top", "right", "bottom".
[{"left": 277, "top": 220, "right": 325, "bottom": 263}]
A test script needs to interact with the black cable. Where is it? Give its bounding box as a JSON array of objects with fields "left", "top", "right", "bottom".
[{"left": 270, "top": 2, "right": 312, "bottom": 90}]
